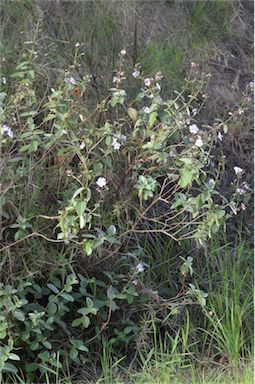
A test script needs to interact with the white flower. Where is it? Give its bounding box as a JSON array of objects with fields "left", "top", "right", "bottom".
[
  {"left": 218, "top": 132, "right": 223, "bottom": 141},
  {"left": 195, "top": 136, "right": 203, "bottom": 147},
  {"left": 249, "top": 81, "right": 254, "bottom": 91},
  {"left": 208, "top": 179, "right": 215, "bottom": 187},
  {"left": 236, "top": 187, "right": 246, "bottom": 195},
  {"left": 1, "top": 124, "right": 9, "bottom": 134},
  {"left": 136, "top": 263, "right": 145, "bottom": 273},
  {"left": 191, "top": 62, "right": 199, "bottom": 69},
  {"left": 237, "top": 108, "right": 244, "bottom": 115},
  {"left": 189, "top": 124, "right": 199, "bottom": 134},
  {"left": 112, "top": 76, "right": 118, "bottom": 83},
  {"left": 1, "top": 124, "right": 13, "bottom": 138},
  {"left": 234, "top": 166, "right": 244, "bottom": 175},
  {"left": 2, "top": 77, "right": 6, "bottom": 85},
  {"left": 132, "top": 69, "right": 140, "bottom": 78},
  {"left": 120, "top": 49, "right": 126, "bottom": 56},
  {"left": 75, "top": 42, "right": 80, "bottom": 48},
  {"left": 144, "top": 78, "right": 151, "bottom": 87},
  {"left": 112, "top": 138, "right": 121, "bottom": 150},
  {"left": 79, "top": 141, "right": 85, "bottom": 149},
  {"left": 96, "top": 177, "right": 107, "bottom": 188},
  {"left": 155, "top": 82, "right": 161, "bottom": 92},
  {"left": 7, "top": 128, "right": 14, "bottom": 138},
  {"left": 69, "top": 77, "right": 76, "bottom": 85},
  {"left": 66, "top": 169, "right": 73, "bottom": 177},
  {"left": 236, "top": 182, "right": 249, "bottom": 194},
  {"left": 191, "top": 108, "right": 198, "bottom": 116},
  {"left": 144, "top": 106, "right": 151, "bottom": 114}
]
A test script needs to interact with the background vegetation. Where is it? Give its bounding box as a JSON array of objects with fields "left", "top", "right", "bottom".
[{"left": 0, "top": 0, "right": 253, "bottom": 383}]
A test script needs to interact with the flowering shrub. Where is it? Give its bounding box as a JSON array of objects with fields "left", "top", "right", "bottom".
[{"left": 1, "top": 45, "right": 248, "bottom": 255}]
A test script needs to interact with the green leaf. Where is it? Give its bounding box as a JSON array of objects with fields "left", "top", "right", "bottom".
[
  {"left": 26, "top": 363, "right": 38, "bottom": 372},
  {"left": 42, "top": 341, "right": 52, "bottom": 349},
  {"left": 72, "top": 318, "right": 82, "bottom": 327},
  {"left": 107, "top": 225, "right": 116, "bottom": 236},
  {"left": 76, "top": 201, "right": 86, "bottom": 217},
  {"left": 77, "top": 344, "right": 88, "bottom": 352},
  {"left": 43, "top": 114, "right": 56, "bottom": 122},
  {"left": 30, "top": 342, "right": 39, "bottom": 351},
  {"left": 8, "top": 353, "right": 20, "bottom": 361},
  {"left": 20, "top": 111, "right": 37, "bottom": 117},
  {"left": 86, "top": 297, "right": 93, "bottom": 308},
  {"left": 72, "top": 187, "right": 85, "bottom": 200},
  {"left": 14, "top": 310, "right": 25, "bottom": 321},
  {"left": 70, "top": 348, "right": 78, "bottom": 360},
  {"left": 179, "top": 168, "right": 196, "bottom": 188},
  {"left": 60, "top": 292, "right": 74, "bottom": 302},
  {"left": 84, "top": 240, "right": 93, "bottom": 256},
  {"left": 48, "top": 302, "right": 57, "bottom": 315},
  {"left": 81, "top": 315, "right": 90, "bottom": 328},
  {"left": 2, "top": 362, "right": 18, "bottom": 373},
  {"left": 77, "top": 307, "right": 90, "bottom": 316},
  {"left": 127, "top": 107, "right": 138, "bottom": 122},
  {"left": 147, "top": 112, "right": 158, "bottom": 129},
  {"left": 47, "top": 283, "right": 59, "bottom": 294}
]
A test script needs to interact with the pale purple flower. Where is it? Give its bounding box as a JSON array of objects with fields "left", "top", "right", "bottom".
[
  {"left": 189, "top": 124, "right": 199, "bottom": 134},
  {"left": 136, "top": 263, "right": 145, "bottom": 273},
  {"left": 144, "top": 106, "right": 151, "bottom": 114},
  {"left": 69, "top": 77, "right": 76, "bottom": 85},
  {"left": 120, "top": 134, "right": 127, "bottom": 144},
  {"left": 144, "top": 78, "right": 151, "bottom": 87},
  {"left": 79, "top": 141, "right": 85, "bottom": 149},
  {"left": 132, "top": 69, "right": 140, "bottom": 78}
]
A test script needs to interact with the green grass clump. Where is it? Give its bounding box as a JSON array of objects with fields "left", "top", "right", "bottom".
[{"left": 186, "top": 0, "right": 232, "bottom": 42}]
